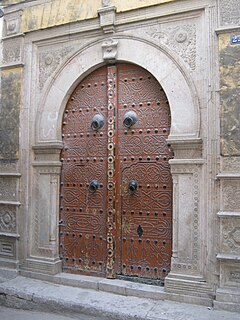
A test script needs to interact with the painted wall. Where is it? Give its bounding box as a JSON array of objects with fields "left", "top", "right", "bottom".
[{"left": 9, "top": 0, "right": 176, "bottom": 33}]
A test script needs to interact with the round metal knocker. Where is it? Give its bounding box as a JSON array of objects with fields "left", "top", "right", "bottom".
[
  {"left": 123, "top": 111, "right": 138, "bottom": 128},
  {"left": 91, "top": 114, "right": 104, "bottom": 131}
]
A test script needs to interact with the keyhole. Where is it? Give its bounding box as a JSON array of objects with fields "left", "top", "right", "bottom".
[{"left": 137, "top": 225, "right": 143, "bottom": 237}]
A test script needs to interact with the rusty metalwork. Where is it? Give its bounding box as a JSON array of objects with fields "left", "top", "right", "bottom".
[{"left": 60, "top": 63, "right": 173, "bottom": 281}]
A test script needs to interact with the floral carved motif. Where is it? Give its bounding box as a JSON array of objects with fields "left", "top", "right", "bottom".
[
  {"left": 2, "top": 41, "right": 21, "bottom": 65},
  {"left": 222, "top": 220, "right": 240, "bottom": 254},
  {"left": 146, "top": 24, "right": 196, "bottom": 70},
  {"left": 38, "top": 46, "right": 74, "bottom": 90},
  {"left": 222, "top": 184, "right": 240, "bottom": 211}
]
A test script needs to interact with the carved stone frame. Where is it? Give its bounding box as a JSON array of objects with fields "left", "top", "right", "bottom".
[{"left": 27, "top": 37, "right": 209, "bottom": 302}]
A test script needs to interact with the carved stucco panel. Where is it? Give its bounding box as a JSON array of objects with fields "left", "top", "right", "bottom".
[
  {"left": 219, "top": 0, "right": 240, "bottom": 26},
  {"left": 31, "top": 166, "right": 61, "bottom": 258},
  {"left": 222, "top": 181, "right": 240, "bottom": 212},
  {"left": 0, "top": 178, "right": 17, "bottom": 201},
  {"left": 2, "top": 40, "right": 21, "bottom": 65},
  {"left": 38, "top": 46, "right": 75, "bottom": 90},
  {"left": 134, "top": 22, "right": 197, "bottom": 70},
  {"left": 170, "top": 164, "right": 201, "bottom": 272},
  {"left": 0, "top": 205, "right": 17, "bottom": 233},
  {"left": 222, "top": 157, "right": 240, "bottom": 172},
  {"left": 221, "top": 218, "right": 240, "bottom": 254}
]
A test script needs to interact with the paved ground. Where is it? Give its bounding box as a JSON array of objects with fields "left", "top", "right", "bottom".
[
  {"left": 0, "top": 275, "right": 239, "bottom": 320},
  {"left": 0, "top": 306, "right": 100, "bottom": 320}
]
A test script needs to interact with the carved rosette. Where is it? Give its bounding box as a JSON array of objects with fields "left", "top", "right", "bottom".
[{"left": 146, "top": 24, "right": 196, "bottom": 70}]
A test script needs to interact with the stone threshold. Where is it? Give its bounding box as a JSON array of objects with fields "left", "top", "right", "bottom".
[{"left": 19, "top": 270, "right": 213, "bottom": 307}]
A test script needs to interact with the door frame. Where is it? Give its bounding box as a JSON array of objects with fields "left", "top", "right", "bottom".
[{"left": 30, "top": 37, "right": 203, "bottom": 284}]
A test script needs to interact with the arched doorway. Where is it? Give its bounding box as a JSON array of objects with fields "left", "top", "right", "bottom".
[{"left": 59, "top": 63, "right": 173, "bottom": 283}]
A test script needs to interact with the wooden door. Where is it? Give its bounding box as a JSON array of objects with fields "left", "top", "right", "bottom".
[{"left": 60, "top": 64, "right": 173, "bottom": 281}]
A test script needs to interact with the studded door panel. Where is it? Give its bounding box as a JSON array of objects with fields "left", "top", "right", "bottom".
[
  {"left": 60, "top": 67, "right": 108, "bottom": 275},
  {"left": 117, "top": 64, "right": 173, "bottom": 279},
  {"left": 60, "top": 63, "right": 173, "bottom": 280}
]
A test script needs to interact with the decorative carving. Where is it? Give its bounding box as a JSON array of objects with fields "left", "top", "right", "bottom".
[
  {"left": 5, "top": 17, "right": 19, "bottom": 36},
  {"left": 146, "top": 24, "right": 196, "bottom": 70},
  {"left": 171, "top": 165, "right": 201, "bottom": 271},
  {"left": 0, "top": 205, "right": 16, "bottom": 233},
  {"left": 222, "top": 157, "right": 240, "bottom": 172},
  {"left": 0, "top": 70, "right": 21, "bottom": 160},
  {"left": 222, "top": 219, "right": 240, "bottom": 254},
  {"left": 38, "top": 46, "right": 74, "bottom": 89},
  {"left": 222, "top": 183, "right": 240, "bottom": 211},
  {"left": 2, "top": 41, "right": 21, "bottom": 65},
  {"left": 0, "top": 160, "right": 18, "bottom": 173},
  {"left": 0, "top": 178, "right": 17, "bottom": 201},
  {"left": 102, "top": 38, "right": 118, "bottom": 62},
  {"left": 219, "top": 0, "right": 240, "bottom": 26}
]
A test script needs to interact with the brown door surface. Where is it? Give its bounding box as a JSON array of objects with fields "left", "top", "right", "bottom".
[{"left": 60, "top": 63, "right": 173, "bottom": 281}]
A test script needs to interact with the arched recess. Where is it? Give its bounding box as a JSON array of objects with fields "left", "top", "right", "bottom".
[
  {"left": 29, "top": 37, "right": 203, "bottom": 278},
  {"left": 36, "top": 37, "right": 201, "bottom": 145}
]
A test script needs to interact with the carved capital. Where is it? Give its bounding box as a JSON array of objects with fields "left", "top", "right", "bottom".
[{"left": 102, "top": 38, "right": 118, "bottom": 63}]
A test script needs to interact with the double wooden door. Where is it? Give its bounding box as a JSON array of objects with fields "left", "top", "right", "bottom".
[{"left": 59, "top": 63, "right": 173, "bottom": 282}]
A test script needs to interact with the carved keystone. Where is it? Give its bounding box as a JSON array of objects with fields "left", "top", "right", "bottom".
[{"left": 102, "top": 38, "right": 118, "bottom": 63}]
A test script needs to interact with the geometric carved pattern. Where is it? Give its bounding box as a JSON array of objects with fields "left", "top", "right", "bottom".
[
  {"left": 118, "top": 64, "right": 173, "bottom": 280},
  {"left": 0, "top": 205, "right": 16, "bottom": 233},
  {"left": 60, "top": 63, "right": 173, "bottom": 281}
]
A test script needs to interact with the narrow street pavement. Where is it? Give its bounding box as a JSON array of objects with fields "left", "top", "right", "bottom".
[
  {"left": 0, "top": 275, "right": 240, "bottom": 320},
  {"left": 0, "top": 306, "right": 101, "bottom": 320}
]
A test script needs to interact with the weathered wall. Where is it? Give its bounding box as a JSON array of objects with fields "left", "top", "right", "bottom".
[
  {"left": 2, "top": 0, "right": 177, "bottom": 33},
  {"left": 219, "top": 33, "right": 240, "bottom": 156}
]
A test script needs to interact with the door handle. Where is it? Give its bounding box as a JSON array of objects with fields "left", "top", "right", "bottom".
[{"left": 123, "top": 111, "right": 138, "bottom": 128}]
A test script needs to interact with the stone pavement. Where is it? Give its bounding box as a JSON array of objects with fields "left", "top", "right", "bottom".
[
  {"left": 0, "top": 275, "right": 239, "bottom": 320},
  {"left": 0, "top": 306, "right": 99, "bottom": 320}
]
